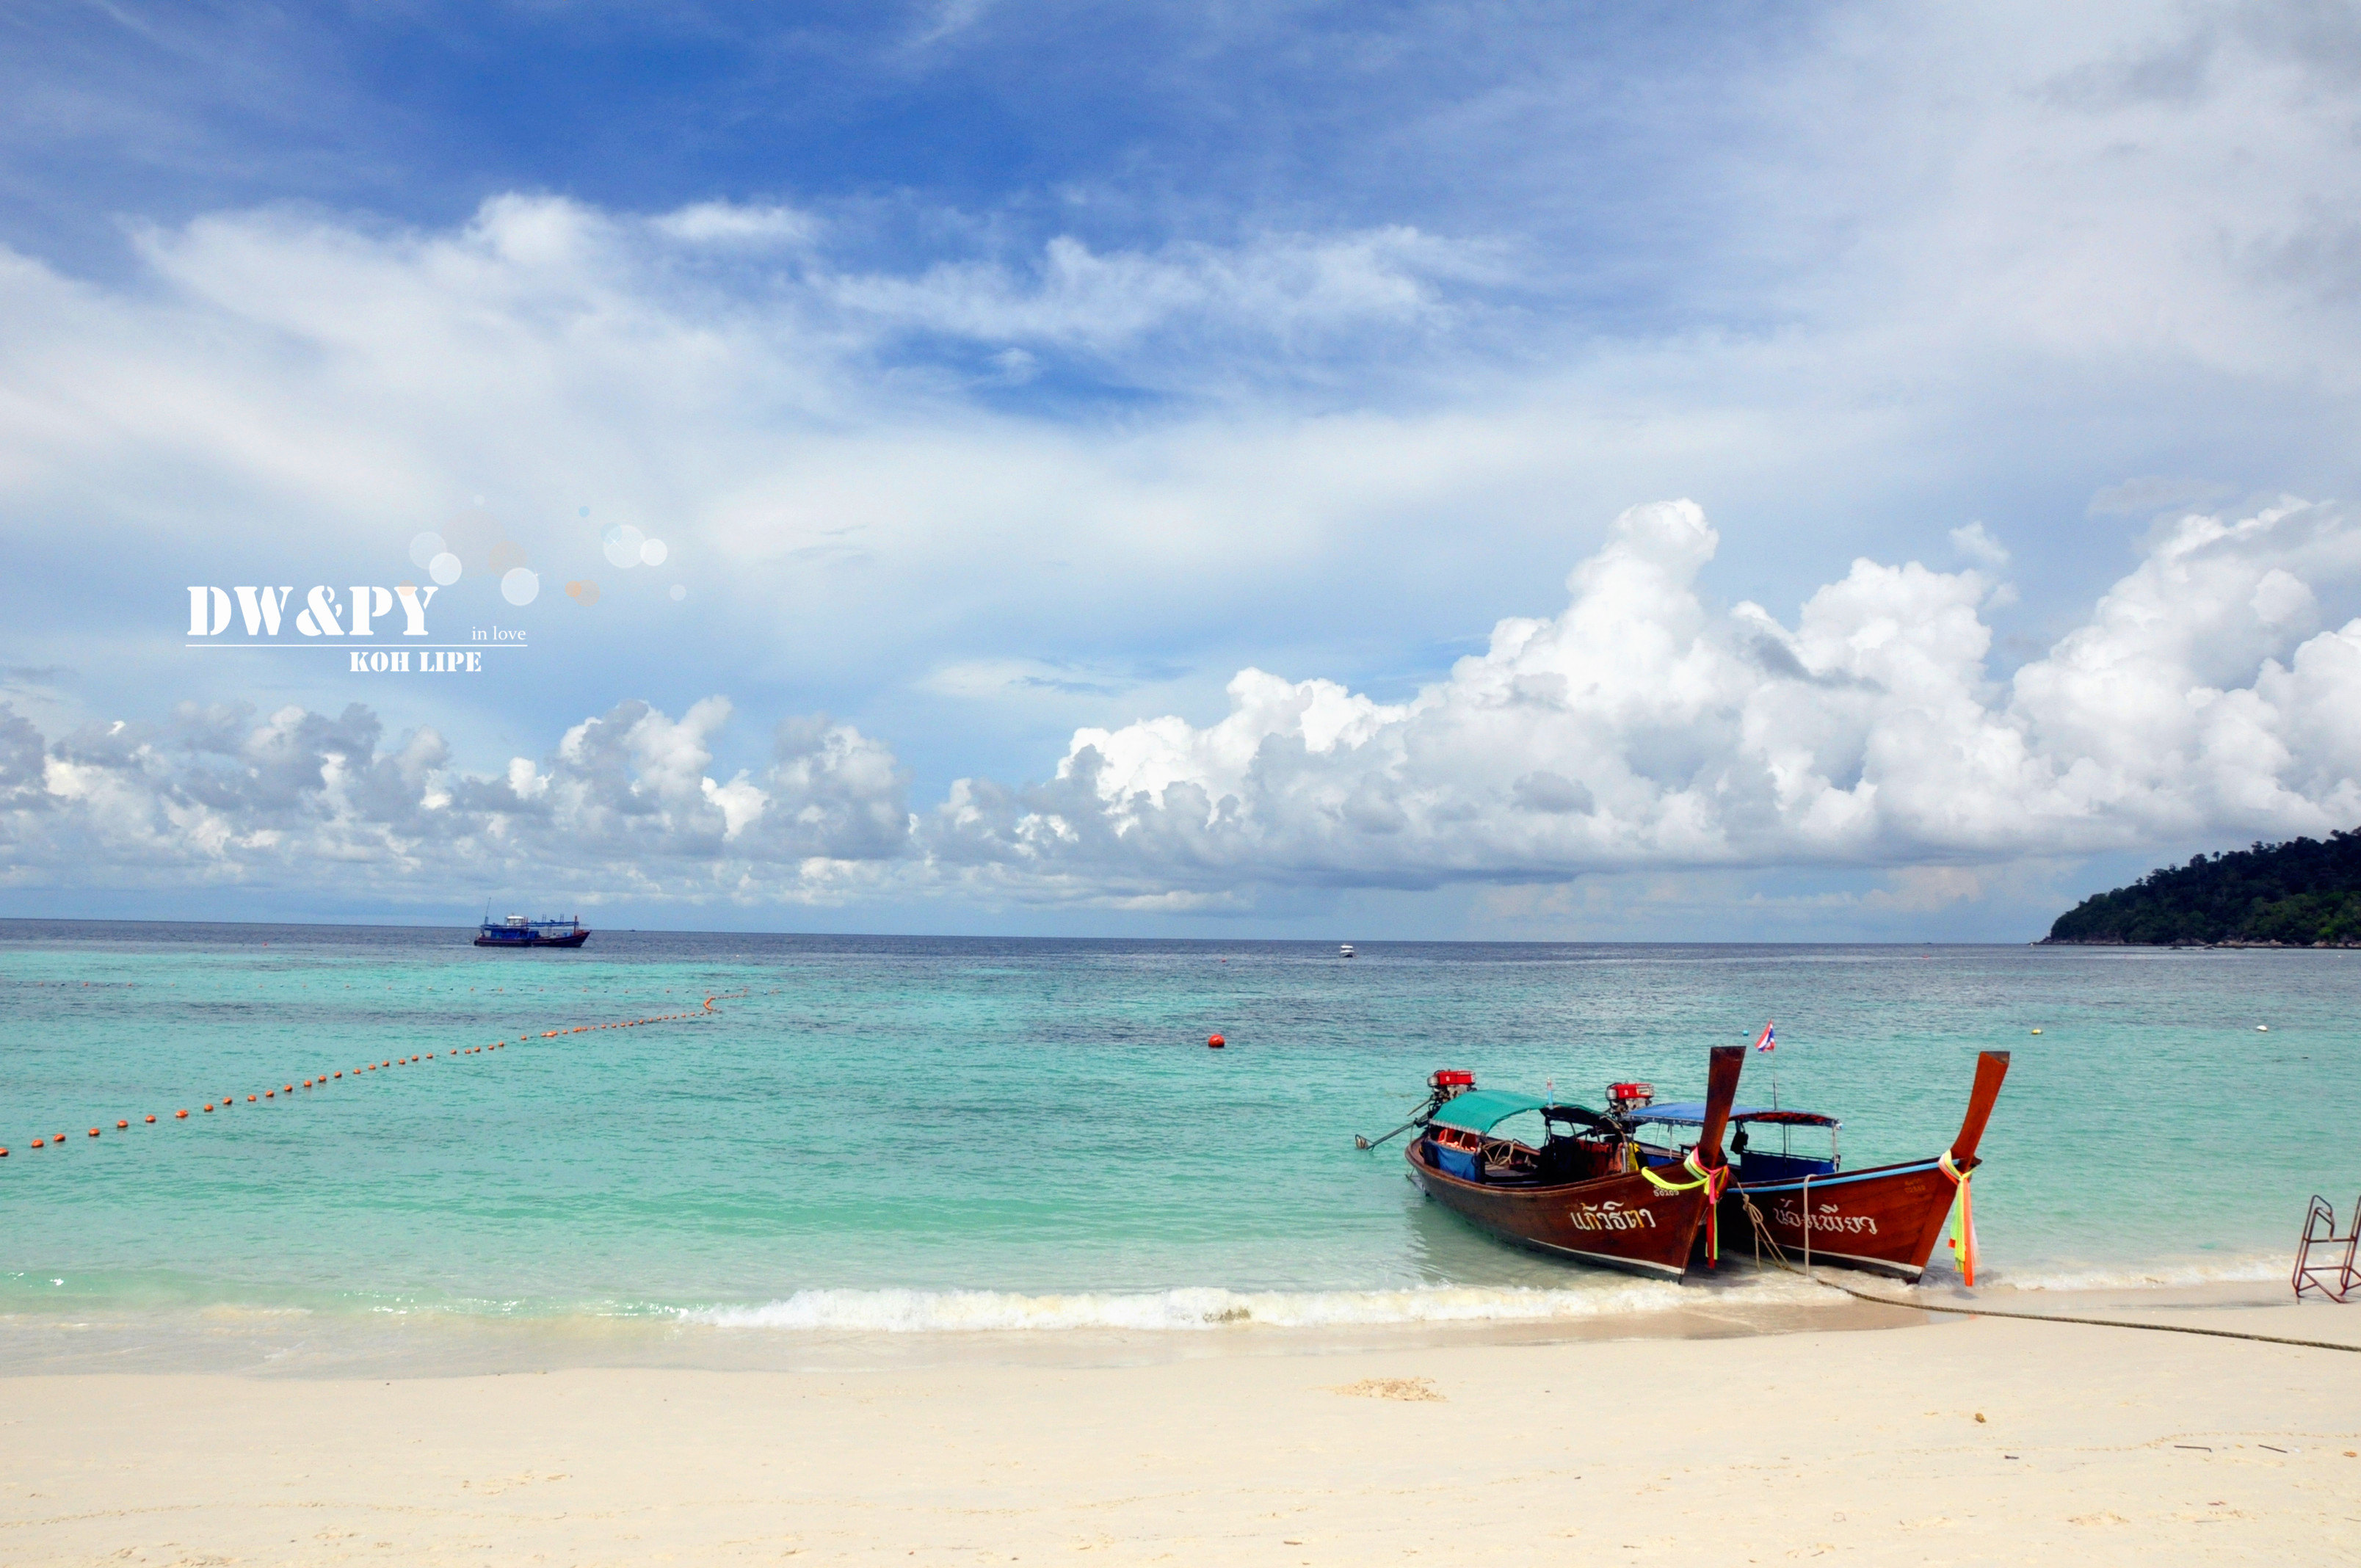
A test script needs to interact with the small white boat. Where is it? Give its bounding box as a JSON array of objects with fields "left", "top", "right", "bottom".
[{"left": 1339, "top": 943, "right": 1356, "bottom": 959}]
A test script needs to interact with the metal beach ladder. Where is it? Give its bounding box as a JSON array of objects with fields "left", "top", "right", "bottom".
[{"left": 2292, "top": 1194, "right": 2361, "bottom": 1302}]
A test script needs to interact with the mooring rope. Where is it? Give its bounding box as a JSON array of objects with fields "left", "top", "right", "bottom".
[{"left": 1734, "top": 1191, "right": 2361, "bottom": 1354}]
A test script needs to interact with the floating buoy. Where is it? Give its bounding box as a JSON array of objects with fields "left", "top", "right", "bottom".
[
  {"left": 264, "top": 1090, "right": 273, "bottom": 1098},
  {"left": 1208, "top": 1034, "right": 1226, "bottom": 1049},
  {"left": 175, "top": 1109, "right": 188, "bottom": 1119},
  {"left": 2257, "top": 1024, "right": 2270, "bottom": 1032},
  {"left": 30, "top": 1139, "right": 42, "bottom": 1148},
  {"left": 203, "top": 1104, "right": 214, "bottom": 1112},
  {"left": 2029, "top": 1028, "right": 2042, "bottom": 1035},
  {"left": 87, "top": 1128, "right": 99, "bottom": 1137},
  {"left": 284, "top": 1085, "right": 293, "bottom": 1092},
  {"left": 247, "top": 1095, "right": 256, "bottom": 1102},
  {"left": 116, "top": 1119, "right": 128, "bottom": 1129},
  {"left": 0, "top": 1147, "right": 7, "bottom": 1156},
  {"left": 333, "top": 1071, "right": 341, "bottom": 1078},
  {"left": 145, "top": 1115, "right": 156, "bottom": 1124}
]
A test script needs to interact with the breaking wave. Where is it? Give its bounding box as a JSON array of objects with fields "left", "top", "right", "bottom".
[
  {"left": 1983, "top": 1255, "right": 2286, "bottom": 1293},
  {"left": 675, "top": 1278, "right": 1829, "bottom": 1333}
]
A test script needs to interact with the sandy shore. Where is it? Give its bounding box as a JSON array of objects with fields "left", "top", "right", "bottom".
[{"left": 5, "top": 1297, "right": 2360, "bottom": 1566}]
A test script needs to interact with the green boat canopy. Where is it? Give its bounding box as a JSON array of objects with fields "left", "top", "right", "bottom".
[{"left": 1426, "top": 1089, "right": 1553, "bottom": 1133}]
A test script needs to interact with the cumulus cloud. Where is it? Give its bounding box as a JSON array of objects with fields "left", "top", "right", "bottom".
[
  {"left": 11, "top": 498, "right": 2357, "bottom": 912},
  {"left": 923, "top": 497, "right": 2361, "bottom": 897},
  {"left": 2, "top": 696, "right": 910, "bottom": 904}
]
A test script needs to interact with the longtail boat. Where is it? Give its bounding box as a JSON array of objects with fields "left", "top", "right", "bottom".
[
  {"left": 1402, "top": 1046, "right": 1745, "bottom": 1278},
  {"left": 1622, "top": 1050, "right": 2010, "bottom": 1283}
]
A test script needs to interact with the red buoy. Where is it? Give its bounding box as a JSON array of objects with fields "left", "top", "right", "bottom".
[{"left": 1208, "top": 1034, "right": 1226, "bottom": 1049}]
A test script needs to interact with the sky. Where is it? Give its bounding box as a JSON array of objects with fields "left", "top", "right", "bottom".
[{"left": 3, "top": 0, "right": 2360, "bottom": 938}]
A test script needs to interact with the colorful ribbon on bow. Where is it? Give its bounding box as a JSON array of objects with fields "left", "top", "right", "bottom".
[
  {"left": 1939, "top": 1150, "right": 1978, "bottom": 1286},
  {"left": 1642, "top": 1150, "right": 1732, "bottom": 1266}
]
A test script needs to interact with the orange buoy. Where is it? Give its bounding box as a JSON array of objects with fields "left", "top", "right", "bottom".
[
  {"left": 264, "top": 1090, "right": 274, "bottom": 1099},
  {"left": 333, "top": 1071, "right": 341, "bottom": 1078},
  {"left": 175, "top": 1109, "right": 188, "bottom": 1119},
  {"left": 0, "top": 1147, "right": 7, "bottom": 1156},
  {"left": 247, "top": 1095, "right": 256, "bottom": 1103},
  {"left": 284, "top": 1084, "right": 293, "bottom": 1092},
  {"left": 145, "top": 1114, "right": 156, "bottom": 1124},
  {"left": 1208, "top": 1034, "right": 1225, "bottom": 1048},
  {"left": 88, "top": 1128, "right": 99, "bottom": 1137},
  {"left": 116, "top": 1119, "right": 128, "bottom": 1129},
  {"left": 203, "top": 1103, "right": 214, "bottom": 1112},
  {"left": 30, "top": 1138, "right": 42, "bottom": 1148}
]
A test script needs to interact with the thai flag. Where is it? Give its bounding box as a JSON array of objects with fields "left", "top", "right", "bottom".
[{"left": 1753, "top": 1020, "right": 1775, "bottom": 1053}]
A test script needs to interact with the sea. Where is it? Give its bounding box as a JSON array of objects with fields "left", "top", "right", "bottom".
[{"left": 2, "top": 922, "right": 2353, "bottom": 1371}]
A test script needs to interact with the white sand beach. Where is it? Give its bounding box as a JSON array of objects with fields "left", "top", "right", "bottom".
[{"left": 6, "top": 1295, "right": 2359, "bottom": 1566}]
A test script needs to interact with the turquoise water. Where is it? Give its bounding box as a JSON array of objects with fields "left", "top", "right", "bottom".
[{"left": 2, "top": 923, "right": 2355, "bottom": 1340}]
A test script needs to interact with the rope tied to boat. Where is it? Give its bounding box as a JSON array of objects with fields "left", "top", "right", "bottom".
[
  {"left": 1731, "top": 1189, "right": 2361, "bottom": 1354},
  {"left": 1938, "top": 1150, "right": 1979, "bottom": 1287},
  {"left": 1642, "top": 1150, "right": 1732, "bottom": 1266}
]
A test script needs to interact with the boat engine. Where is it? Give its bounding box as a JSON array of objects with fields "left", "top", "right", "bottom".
[
  {"left": 1607, "top": 1081, "right": 1654, "bottom": 1113},
  {"left": 1427, "top": 1068, "right": 1475, "bottom": 1101}
]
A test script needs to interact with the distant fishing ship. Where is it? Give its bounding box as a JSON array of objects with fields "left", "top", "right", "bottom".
[{"left": 474, "top": 912, "right": 590, "bottom": 948}]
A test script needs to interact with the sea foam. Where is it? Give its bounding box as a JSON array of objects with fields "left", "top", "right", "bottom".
[{"left": 677, "top": 1279, "right": 1794, "bottom": 1332}]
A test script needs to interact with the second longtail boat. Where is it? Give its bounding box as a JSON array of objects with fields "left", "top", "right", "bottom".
[{"left": 1619, "top": 1050, "right": 2011, "bottom": 1282}]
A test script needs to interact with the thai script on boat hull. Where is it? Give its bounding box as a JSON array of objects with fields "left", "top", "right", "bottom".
[
  {"left": 1569, "top": 1201, "right": 1658, "bottom": 1232},
  {"left": 1769, "top": 1203, "right": 1879, "bottom": 1236}
]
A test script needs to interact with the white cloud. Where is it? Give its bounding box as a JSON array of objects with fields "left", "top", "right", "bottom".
[
  {"left": 1, "top": 697, "right": 910, "bottom": 904},
  {"left": 923, "top": 497, "right": 2361, "bottom": 898},
  {"left": 1948, "top": 522, "right": 2009, "bottom": 567},
  {"left": 650, "top": 203, "right": 819, "bottom": 247},
  {"left": 7, "top": 498, "right": 2361, "bottom": 910}
]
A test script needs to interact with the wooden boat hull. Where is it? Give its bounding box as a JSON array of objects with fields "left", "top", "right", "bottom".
[
  {"left": 1720, "top": 1158, "right": 1956, "bottom": 1281},
  {"left": 1407, "top": 1141, "right": 1713, "bottom": 1277},
  {"left": 1723, "top": 1048, "right": 2011, "bottom": 1282}
]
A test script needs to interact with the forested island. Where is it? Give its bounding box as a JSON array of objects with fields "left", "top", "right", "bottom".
[{"left": 2045, "top": 830, "right": 2361, "bottom": 945}]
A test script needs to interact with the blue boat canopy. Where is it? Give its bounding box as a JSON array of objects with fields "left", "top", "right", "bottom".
[
  {"left": 1426, "top": 1089, "right": 1556, "bottom": 1133},
  {"left": 1630, "top": 1101, "right": 1839, "bottom": 1129}
]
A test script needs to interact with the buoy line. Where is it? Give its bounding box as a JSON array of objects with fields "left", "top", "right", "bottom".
[{"left": 2, "top": 989, "right": 749, "bottom": 1161}]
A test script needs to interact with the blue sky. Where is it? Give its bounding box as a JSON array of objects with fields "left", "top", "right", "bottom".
[{"left": 4, "top": 1, "right": 2361, "bottom": 936}]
